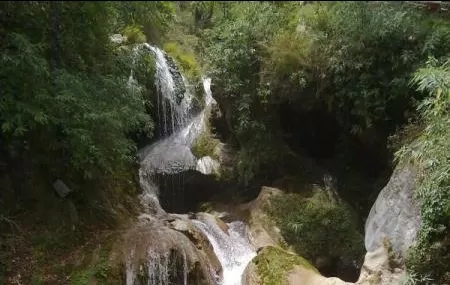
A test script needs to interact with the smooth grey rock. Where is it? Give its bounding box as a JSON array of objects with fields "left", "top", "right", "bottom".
[
  {"left": 53, "top": 179, "right": 72, "bottom": 198},
  {"left": 196, "top": 156, "right": 220, "bottom": 175},
  {"left": 365, "top": 163, "right": 421, "bottom": 257}
]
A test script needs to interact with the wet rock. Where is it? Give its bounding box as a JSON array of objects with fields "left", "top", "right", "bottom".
[
  {"left": 155, "top": 170, "right": 228, "bottom": 213},
  {"left": 242, "top": 261, "right": 261, "bottom": 285},
  {"left": 164, "top": 54, "right": 187, "bottom": 105},
  {"left": 214, "top": 216, "right": 229, "bottom": 234},
  {"left": 209, "top": 103, "right": 231, "bottom": 141},
  {"left": 114, "top": 218, "right": 222, "bottom": 285},
  {"left": 167, "top": 216, "right": 223, "bottom": 280},
  {"left": 196, "top": 156, "right": 220, "bottom": 175},
  {"left": 196, "top": 212, "right": 229, "bottom": 234}
]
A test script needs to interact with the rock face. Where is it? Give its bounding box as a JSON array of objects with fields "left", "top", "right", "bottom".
[
  {"left": 196, "top": 156, "right": 220, "bottom": 175},
  {"left": 241, "top": 180, "right": 419, "bottom": 285},
  {"left": 241, "top": 186, "right": 286, "bottom": 249},
  {"left": 356, "top": 239, "right": 405, "bottom": 285},
  {"left": 364, "top": 163, "right": 420, "bottom": 257},
  {"left": 114, "top": 215, "right": 222, "bottom": 285}
]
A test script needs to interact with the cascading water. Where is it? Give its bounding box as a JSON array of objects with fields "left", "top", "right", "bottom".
[
  {"left": 128, "top": 43, "right": 255, "bottom": 284},
  {"left": 193, "top": 217, "right": 256, "bottom": 285}
]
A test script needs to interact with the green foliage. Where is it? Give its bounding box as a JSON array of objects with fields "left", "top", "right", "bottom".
[
  {"left": 70, "top": 255, "right": 120, "bottom": 285},
  {"left": 164, "top": 41, "right": 201, "bottom": 81},
  {"left": 253, "top": 246, "right": 318, "bottom": 285},
  {"left": 401, "top": 272, "right": 434, "bottom": 285},
  {"left": 114, "top": 1, "right": 175, "bottom": 43},
  {"left": 266, "top": 2, "right": 447, "bottom": 135},
  {"left": 199, "top": 1, "right": 449, "bottom": 191},
  {"left": 267, "top": 190, "right": 364, "bottom": 265},
  {"left": 0, "top": 2, "right": 157, "bottom": 180},
  {"left": 163, "top": 40, "right": 204, "bottom": 105},
  {"left": 122, "top": 25, "right": 147, "bottom": 44},
  {"left": 132, "top": 49, "right": 157, "bottom": 103},
  {"left": 199, "top": 2, "right": 296, "bottom": 185},
  {"left": 396, "top": 58, "right": 450, "bottom": 284},
  {"left": 191, "top": 130, "right": 219, "bottom": 160}
]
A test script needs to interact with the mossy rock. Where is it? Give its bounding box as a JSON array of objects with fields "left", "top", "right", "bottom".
[
  {"left": 191, "top": 130, "right": 220, "bottom": 160},
  {"left": 265, "top": 188, "right": 365, "bottom": 272},
  {"left": 248, "top": 246, "right": 318, "bottom": 285},
  {"left": 163, "top": 41, "right": 204, "bottom": 104}
]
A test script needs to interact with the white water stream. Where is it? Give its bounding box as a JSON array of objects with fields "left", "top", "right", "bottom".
[
  {"left": 128, "top": 43, "right": 256, "bottom": 284},
  {"left": 193, "top": 218, "right": 256, "bottom": 285}
]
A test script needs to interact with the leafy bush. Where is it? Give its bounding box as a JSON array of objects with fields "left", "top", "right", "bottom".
[
  {"left": 396, "top": 57, "right": 450, "bottom": 284},
  {"left": 0, "top": 2, "right": 155, "bottom": 180},
  {"left": 122, "top": 25, "right": 147, "bottom": 44},
  {"left": 191, "top": 130, "right": 219, "bottom": 160},
  {"left": 267, "top": 190, "right": 364, "bottom": 265},
  {"left": 201, "top": 2, "right": 449, "bottom": 187}
]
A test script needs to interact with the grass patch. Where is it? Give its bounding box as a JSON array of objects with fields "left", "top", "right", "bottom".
[{"left": 253, "top": 246, "right": 318, "bottom": 285}]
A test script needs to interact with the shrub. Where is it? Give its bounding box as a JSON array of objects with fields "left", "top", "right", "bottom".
[
  {"left": 396, "top": 58, "right": 450, "bottom": 284},
  {"left": 267, "top": 190, "right": 364, "bottom": 265},
  {"left": 191, "top": 130, "right": 219, "bottom": 160},
  {"left": 122, "top": 25, "right": 147, "bottom": 44}
]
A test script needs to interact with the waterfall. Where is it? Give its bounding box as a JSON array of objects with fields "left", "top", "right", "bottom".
[
  {"left": 137, "top": 48, "right": 216, "bottom": 214},
  {"left": 127, "top": 43, "right": 255, "bottom": 284},
  {"left": 193, "top": 218, "right": 256, "bottom": 285}
]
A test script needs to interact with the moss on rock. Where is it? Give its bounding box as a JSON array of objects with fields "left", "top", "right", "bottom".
[
  {"left": 191, "top": 130, "right": 220, "bottom": 160},
  {"left": 252, "top": 246, "right": 318, "bottom": 285},
  {"left": 265, "top": 187, "right": 365, "bottom": 273},
  {"left": 163, "top": 41, "right": 204, "bottom": 105}
]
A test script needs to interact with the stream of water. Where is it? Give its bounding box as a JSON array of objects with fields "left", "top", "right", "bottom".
[
  {"left": 131, "top": 44, "right": 256, "bottom": 285},
  {"left": 193, "top": 218, "right": 256, "bottom": 285}
]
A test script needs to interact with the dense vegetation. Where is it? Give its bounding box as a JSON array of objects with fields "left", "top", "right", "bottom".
[
  {"left": 0, "top": 2, "right": 174, "bottom": 284},
  {"left": 193, "top": 1, "right": 449, "bottom": 283},
  {"left": 0, "top": 1, "right": 448, "bottom": 284},
  {"left": 396, "top": 58, "right": 450, "bottom": 284},
  {"left": 267, "top": 188, "right": 364, "bottom": 277},
  {"left": 201, "top": 1, "right": 448, "bottom": 189}
]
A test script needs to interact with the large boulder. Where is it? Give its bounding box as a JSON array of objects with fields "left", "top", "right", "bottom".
[
  {"left": 356, "top": 238, "right": 405, "bottom": 285},
  {"left": 242, "top": 246, "right": 351, "bottom": 285},
  {"left": 166, "top": 214, "right": 222, "bottom": 279},
  {"left": 112, "top": 215, "right": 222, "bottom": 285},
  {"left": 240, "top": 186, "right": 286, "bottom": 249},
  {"left": 241, "top": 185, "right": 364, "bottom": 281},
  {"left": 364, "top": 163, "right": 420, "bottom": 257}
]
